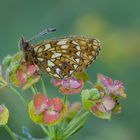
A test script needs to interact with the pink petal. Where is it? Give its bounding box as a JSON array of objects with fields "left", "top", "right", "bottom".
[
  {"left": 43, "top": 110, "right": 59, "bottom": 124},
  {"left": 102, "top": 96, "right": 115, "bottom": 111},
  {"left": 33, "top": 94, "right": 47, "bottom": 109},
  {"left": 27, "top": 65, "right": 37, "bottom": 76},
  {"left": 91, "top": 103, "right": 107, "bottom": 114},
  {"left": 34, "top": 103, "right": 48, "bottom": 115},
  {"left": 97, "top": 74, "right": 113, "bottom": 87},
  {"left": 47, "top": 98, "right": 63, "bottom": 112},
  {"left": 114, "top": 80, "right": 124, "bottom": 90},
  {"left": 97, "top": 73, "right": 105, "bottom": 82},
  {"left": 62, "top": 78, "right": 82, "bottom": 89},
  {"left": 16, "top": 70, "right": 27, "bottom": 84},
  {"left": 103, "top": 77, "right": 113, "bottom": 87},
  {"left": 91, "top": 104, "right": 112, "bottom": 119},
  {"left": 59, "top": 85, "right": 83, "bottom": 95},
  {"left": 95, "top": 102, "right": 107, "bottom": 112},
  {"left": 91, "top": 96, "right": 115, "bottom": 113},
  {"left": 58, "top": 79, "right": 84, "bottom": 95},
  {"left": 91, "top": 105, "right": 97, "bottom": 112},
  {"left": 51, "top": 79, "right": 62, "bottom": 87}
]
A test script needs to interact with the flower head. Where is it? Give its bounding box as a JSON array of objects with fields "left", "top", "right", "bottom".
[
  {"left": 28, "top": 94, "right": 65, "bottom": 125},
  {"left": 81, "top": 88, "right": 123, "bottom": 119},
  {"left": 51, "top": 77, "right": 84, "bottom": 95},
  {"left": 11, "top": 62, "right": 40, "bottom": 90},
  {"left": 81, "top": 74, "right": 126, "bottom": 119},
  {"left": 42, "top": 97, "right": 63, "bottom": 124},
  {"left": 2, "top": 52, "right": 40, "bottom": 90}
]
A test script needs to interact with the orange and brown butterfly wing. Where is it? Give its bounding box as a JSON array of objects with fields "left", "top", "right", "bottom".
[{"left": 32, "top": 36, "right": 101, "bottom": 79}]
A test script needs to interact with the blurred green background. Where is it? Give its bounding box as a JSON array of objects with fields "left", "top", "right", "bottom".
[{"left": 0, "top": 0, "right": 140, "bottom": 140}]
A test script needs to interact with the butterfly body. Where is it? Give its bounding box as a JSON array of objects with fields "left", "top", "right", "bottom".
[{"left": 19, "top": 36, "right": 101, "bottom": 79}]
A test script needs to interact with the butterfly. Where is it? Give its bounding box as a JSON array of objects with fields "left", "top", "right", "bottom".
[{"left": 19, "top": 28, "right": 101, "bottom": 79}]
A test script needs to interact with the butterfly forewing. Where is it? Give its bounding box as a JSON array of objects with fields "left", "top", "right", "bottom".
[{"left": 32, "top": 36, "right": 100, "bottom": 79}]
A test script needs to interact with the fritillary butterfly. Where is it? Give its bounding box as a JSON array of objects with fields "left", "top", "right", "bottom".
[{"left": 19, "top": 29, "right": 101, "bottom": 79}]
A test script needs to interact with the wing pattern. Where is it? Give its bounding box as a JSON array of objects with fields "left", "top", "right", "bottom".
[{"left": 32, "top": 36, "right": 100, "bottom": 79}]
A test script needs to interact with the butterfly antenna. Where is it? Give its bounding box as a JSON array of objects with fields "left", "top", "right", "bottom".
[{"left": 28, "top": 27, "right": 56, "bottom": 42}]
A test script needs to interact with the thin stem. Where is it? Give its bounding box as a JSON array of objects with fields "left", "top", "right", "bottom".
[
  {"left": 33, "top": 84, "right": 38, "bottom": 93},
  {"left": 87, "top": 80, "right": 95, "bottom": 87},
  {"left": 40, "top": 125, "right": 49, "bottom": 136},
  {"left": 4, "top": 125, "right": 18, "bottom": 140},
  {"left": 48, "top": 126, "right": 54, "bottom": 139},
  {"left": 62, "top": 112, "right": 90, "bottom": 138},
  {"left": 31, "top": 86, "right": 37, "bottom": 95},
  {"left": 63, "top": 116, "right": 88, "bottom": 139},
  {"left": 40, "top": 77, "right": 47, "bottom": 96},
  {"left": 63, "top": 95, "right": 67, "bottom": 104},
  {"left": 53, "top": 126, "right": 58, "bottom": 140},
  {"left": 61, "top": 95, "right": 68, "bottom": 130},
  {"left": 66, "top": 107, "right": 83, "bottom": 126},
  {"left": 65, "top": 111, "right": 88, "bottom": 130},
  {"left": 9, "top": 86, "right": 26, "bottom": 106},
  {"left": 61, "top": 119, "right": 66, "bottom": 129}
]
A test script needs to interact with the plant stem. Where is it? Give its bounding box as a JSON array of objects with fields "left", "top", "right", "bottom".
[
  {"left": 4, "top": 125, "right": 18, "bottom": 140},
  {"left": 64, "top": 112, "right": 89, "bottom": 138},
  {"left": 62, "top": 112, "right": 90, "bottom": 139},
  {"left": 33, "top": 84, "right": 38, "bottom": 93},
  {"left": 40, "top": 125, "right": 50, "bottom": 136},
  {"left": 31, "top": 86, "right": 37, "bottom": 95},
  {"left": 9, "top": 86, "right": 26, "bottom": 106},
  {"left": 40, "top": 77, "right": 47, "bottom": 96},
  {"left": 61, "top": 119, "right": 66, "bottom": 129},
  {"left": 63, "top": 95, "right": 67, "bottom": 104},
  {"left": 87, "top": 80, "right": 95, "bottom": 87},
  {"left": 48, "top": 126, "right": 54, "bottom": 139}
]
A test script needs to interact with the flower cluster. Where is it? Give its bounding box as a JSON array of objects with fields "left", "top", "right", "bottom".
[
  {"left": 28, "top": 94, "right": 65, "bottom": 125},
  {"left": 81, "top": 74, "right": 126, "bottom": 119},
  {"left": 0, "top": 53, "right": 127, "bottom": 140},
  {"left": 97, "top": 73, "right": 126, "bottom": 98},
  {"left": 1, "top": 53, "right": 40, "bottom": 90},
  {"left": 11, "top": 62, "right": 40, "bottom": 90}
]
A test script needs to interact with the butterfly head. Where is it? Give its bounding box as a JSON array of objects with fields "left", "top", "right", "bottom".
[{"left": 19, "top": 37, "right": 33, "bottom": 53}]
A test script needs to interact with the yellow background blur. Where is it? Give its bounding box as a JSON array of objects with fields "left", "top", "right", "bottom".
[{"left": 0, "top": 0, "right": 140, "bottom": 140}]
